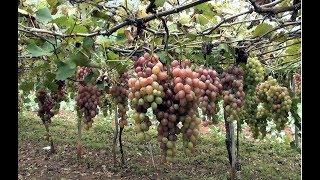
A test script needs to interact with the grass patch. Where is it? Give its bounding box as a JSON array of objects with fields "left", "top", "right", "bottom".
[{"left": 18, "top": 111, "right": 301, "bottom": 179}]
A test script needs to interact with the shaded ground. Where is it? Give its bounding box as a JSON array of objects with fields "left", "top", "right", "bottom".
[{"left": 18, "top": 111, "right": 301, "bottom": 180}]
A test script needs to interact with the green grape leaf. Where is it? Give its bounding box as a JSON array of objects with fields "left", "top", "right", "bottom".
[
  {"left": 44, "top": 72, "right": 57, "bottom": 92},
  {"left": 107, "top": 51, "right": 119, "bottom": 60},
  {"left": 44, "top": 80, "right": 58, "bottom": 92},
  {"left": 157, "top": 51, "right": 170, "bottom": 64},
  {"left": 116, "top": 28, "right": 126, "bottom": 41},
  {"left": 84, "top": 69, "right": 100, "bottom": 85},
  {"left": 27, "top": 43, "right": 54, "bottom": 57},
  {"left": 83, "top": 37, "right": 94, "bottom": 53},
  {"left": 67, "top": 25, "right": 88, "bottom": 35},
  {"left": 46, "top": 0, "right": 57, "bottom": 7},
  {"left": 56, "top": 61, "right": 76, "bottom": 80},
  {"left": 50, "top": 16, "right": 75, "bottom": 27},
  {"left": 19, "top": 81, "right": 35, "bottom": 92},
  {"left": 252, "top": 23, "right": 273, "bottom": 37},
  {"left": 195, "top": 14, "right": 209, "bottom": 25},
  {"left": 70, "top": 51, "right": 90, "bottom": 66},
  {"left": 155, "top": 0, "right": 165, "bottom": 7},
  {"left": 36, "top": 7, "right": 53, "bottom": 23}
]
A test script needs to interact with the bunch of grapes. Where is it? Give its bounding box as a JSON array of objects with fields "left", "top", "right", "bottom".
[
  {"left": 36, "top": 89, "right": 54, "bottom": 124},
  {"left": 75, "top": 67, "right": 102, "bottom": 130},
  {"left": 251, "top": 105, "right": 270, "bottom": 138},
  {"left": 220, "top": 65, "right": 245, "bottom": 121},
  {"left": 76, "top": 66, "right": 92, "bottom": 80},
  {"left": 240, "top": 57, "right": 265, "bottom": 127},
  {"left": 196, "top": 65, "right": 222, "bottom": 123},
  {"left": 244, "top": 57, "right": 264, "bottom": 93},
  {"left": 51, "top": 80, "right": 67, "bottom": 114},
  {"left": 128, "top": 53, "right": 165, "bottom": 143},
  {"left": 75, "top": 85, "right": 102, "bottom": 130},
  {"left": 153, "top": 63, "right": 180, "bottom": 160},
  {"left": 109, "top": 72, "right": 130, "bottom": 128},
  {"left": 293, "top": 73, "right": 301, "bottom": 97},
  {"left": 170, "top": 59, "right": 203, "bottom": 156},
  {"left": 256, "top": 76, "right": 292, "bottom": 131}
]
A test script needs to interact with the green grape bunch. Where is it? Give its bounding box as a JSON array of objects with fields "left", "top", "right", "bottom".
[
  {"left": 244, "top": 57, "right": 264, "bottom": 93},
  {"left": 256, "top": 76, "right": 292, "bottom": 131}
]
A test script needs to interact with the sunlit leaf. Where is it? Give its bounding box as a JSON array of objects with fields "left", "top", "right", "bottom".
[
  {"left": 155, "top": 0, "right": 165, "bottom": 7},
  {"left": 252, "top": 23, "right": 273, "bottom": 37},
  {"left": 107, "top": 51, "right": 119, "bottom": 60}
]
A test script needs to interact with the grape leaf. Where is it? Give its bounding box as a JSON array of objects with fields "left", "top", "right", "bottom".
[
  {"left": 56, "top": 61, "right": 76, "bottom": 80},
  {"left": 50, "top": 16, "right": 75, "bottom": 27},
  {"left": 70, "top": 51, "right": 90, "bottom": 66},
  {"left": 44, "top": 80, "right": 58, "bottom": 92},
  {"left": 157, "top": 51, "right": 170, "bottom": 64},
  {"left": 46, "top": 0, "right": 57, "bottom": 7},
  {"left": 36, "top": 7, "right": 53, "bottom": 23},
  {"left": 83, "top": 37, "right": 94, "bottom": 53},
  {"left": 155, "top": 0, "right": 165, "bottom": 7},
  {"left": 19, "top": 81, "right": 35, "bottom": 92},
  {"left": 27, "top": 43, "right": 54, "bottom": 57},
  {"left": 107, "top": 51, "right": 119, "bottom": 60},
  {"left": 196, "top": 14, "right": 209, "bottom": 25},
  {"left": 67, "top": 25, "right": 88, "bottom": 35},
  {"left": 116, "top": 28, "right": 126, "bottom": 41},
  {"left": 252, "top": 23, "right": 273, "bottom": 37},
  {"left": 84, "top": 69, "right": 100, "bottom": 85}
]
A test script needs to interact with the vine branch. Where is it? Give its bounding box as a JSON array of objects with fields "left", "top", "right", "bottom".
[
  {"left": 201, "top": 9, "right": 254, "bottom": 35},
  {"left": 257, "top": 41, "right": 300, "bottom": 56},
  {"left": 248, "top": 0, "right": 301, "bottom": 14},
  {"left": 19, "top": 0, "right": 211, "bottom": 38}
]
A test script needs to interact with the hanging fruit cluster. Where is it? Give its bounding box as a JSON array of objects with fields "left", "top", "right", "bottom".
[{"left": 75, "top": 67, "right": 102, "bottom": 130}]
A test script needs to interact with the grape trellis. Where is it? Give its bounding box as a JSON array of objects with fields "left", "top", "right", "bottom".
[{"left": 18, "top": 0, "right": 301, "bottom": 179}]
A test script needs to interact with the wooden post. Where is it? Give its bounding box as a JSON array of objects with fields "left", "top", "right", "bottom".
[
  {"left": 44, "top": 122, "right": 55, "bottom": 154},
  {"left": 291, "top": 76, "right": 299, "bottom": 147},
  {"left": 224, "top": 111, "right": 236, "bottom": 180},
  {"left": 77, "top": 114, "right": 83, "bottom": 159},
  {"left": 119, "top": 127, "right": 125, "bottom": 164},
  {"left": 230, "top": 122, "right": 236, "bottom": 180},
  {"left": 112, "top": 105, "right": 118, "bottom": 166}
]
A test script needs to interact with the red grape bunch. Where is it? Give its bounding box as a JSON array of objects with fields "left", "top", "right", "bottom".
[
  {"left": 36, "top": 89, "right": 55, "bottom": 125},
  {"left": 109, "top": 72, "right": 130, "bottom": 128},
  {"left": 76, "top": 67, "right": 92, "bottom": 81},
  {"left": 196, "top": 65, "right": 222, "bottom": 123},
  {"left": 170, "top": 59, "right": 203, "bottom": 156},
  {"left": 75, "top": 67, "right": 102, "bottom": 130},
  {"left": 128, "top": 53, "right": 165, "bottom": 143},
  {"left": 153, "top": 65, "right": 180, "bottom": 161},
  {"left": 220, "top": 65, "right": 245, "bottom": 121},
  {"left": 293, "top": 73, "right": 301, "bottom": 97},
  {"left": 51, "top": 80, "right": 67, "bottom": 114}
]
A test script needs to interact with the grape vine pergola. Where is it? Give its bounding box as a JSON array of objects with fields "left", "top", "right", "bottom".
[{"left": 18, "top": 0, "right": 301, "bottom": 179}]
